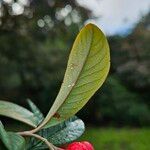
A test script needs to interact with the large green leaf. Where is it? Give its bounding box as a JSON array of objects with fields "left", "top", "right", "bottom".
[
  {"left": 27, "top": 116, "right": 85, "bottom": 150},
  {"left": 41, "top": 23, "right": 110, "bottom": 128},
  {"left": 0, "top": 122, "right": 26, "bottom": 150},
  {"left": 0, "top": 100, "right": 37, "bottom": 127}
]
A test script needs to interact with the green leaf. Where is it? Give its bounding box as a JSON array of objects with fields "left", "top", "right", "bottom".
[
  {"left": 27, "top": 116, "right": 85, "bottom": 150},
  {"left": 0, "top": 122, "right": 26, "bottom": 150},
  {"left": 0, "top": 100, "right": 37, "bottom": 127},
  {"left": 46, "top": 116, "right": 85, "bottom": 145},
  {"left": 41, "top": 23, "right": 110, "bottom": 128},
  {"left": 27, "top": 99, "right": 44, "bottom": 125}
]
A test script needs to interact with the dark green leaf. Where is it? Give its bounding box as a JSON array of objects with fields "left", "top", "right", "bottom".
[
  {"left": 0, "top": 121, "right": 26, "bottom": 150},
  {"left": 27, "top": 116, "right": 85, "bottom": 150}
]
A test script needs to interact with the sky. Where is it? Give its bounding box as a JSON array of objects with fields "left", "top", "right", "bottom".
[
  {"left": 2, "top": 0, "right": 150, "bottom": 35},
  {"left": 77, "top": 0, "right": 150, "bottom": 35}
]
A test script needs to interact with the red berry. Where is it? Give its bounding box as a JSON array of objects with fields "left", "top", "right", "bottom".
[
  {"left": 81, "top": 141, "right": 94, "bottom": 150},
  {"left": 66, "top": 142, "right": 86, "bottom": 150},
  {"left": 66, "top": 141, "right": 94, "bottom": 150}
]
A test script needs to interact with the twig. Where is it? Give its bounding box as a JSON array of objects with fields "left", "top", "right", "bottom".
[{"left": 18, "top": 132, "right": 56, "bottom": 150}]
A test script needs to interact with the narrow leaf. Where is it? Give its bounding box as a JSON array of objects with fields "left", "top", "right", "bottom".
[
  {"left": 0, "top": 100, "right": 37, "bottom": 127},
  {"left": 27, "top": 116, "right": 85, "bottom": 150},
  {"left": 41, "top": 23, "right": 110, "bottom": 128},
  {"left": 0, "top": 122, "right": 26, "bottom": 150},
  {"left": 27, "top": 99, "right": 44, "bottom": 125}
]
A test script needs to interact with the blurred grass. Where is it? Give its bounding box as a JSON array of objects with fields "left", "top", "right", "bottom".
[
  {"left": 79, "top": 127, "right": 150, "bottom": 150},
  {"left": 3, "top": 123, "right": 150, "bottom": 150}
]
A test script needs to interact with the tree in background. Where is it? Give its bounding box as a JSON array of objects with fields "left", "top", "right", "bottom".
[
  {"left": 0, "top": 0, "right": 91, "bottom": 112},
  {"left": 85, "top": 13, "right": 150, "bottom": 126},
  {"left": 0, "top": 0, "right": 149, "bottom": 126}
]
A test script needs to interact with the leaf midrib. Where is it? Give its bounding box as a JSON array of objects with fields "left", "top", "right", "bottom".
[{"left": 44, "top": 27, "right": 94, "bottom": 123}]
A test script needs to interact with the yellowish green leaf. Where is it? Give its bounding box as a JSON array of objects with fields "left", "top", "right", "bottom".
[{"left": 41, "top": 23, "right": 110, "bottom": 128}]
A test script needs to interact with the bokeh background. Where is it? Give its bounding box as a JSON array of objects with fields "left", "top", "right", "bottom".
[{"left": 0, "top": 0, "right": 150, "bottom": 149}]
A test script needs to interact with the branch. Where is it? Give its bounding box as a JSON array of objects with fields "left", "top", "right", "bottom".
[{"left": 18, "top": 132, "right": 58, "bottom": 150}]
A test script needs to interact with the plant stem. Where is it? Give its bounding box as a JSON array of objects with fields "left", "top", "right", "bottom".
[
  {"left": 18, "top": 132, "right": 56, "bottom": 150},
  {"left": 17, "top": 118, "right": 51, "bottom": 135}
]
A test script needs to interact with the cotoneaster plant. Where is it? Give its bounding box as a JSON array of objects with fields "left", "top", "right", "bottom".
[{"left": 0, "top": 23, "right": 110, "bottom": 150}]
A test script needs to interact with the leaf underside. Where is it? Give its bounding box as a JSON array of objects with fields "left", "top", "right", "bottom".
[
  {"left": 0, "top": 100, "right": 37, "bottom": 127},
  {"left": 41, "top": 23, "right": 110, "bottom": 128},
  {"left": 27, "top": 116, "right": 85, "bottom": 150}
]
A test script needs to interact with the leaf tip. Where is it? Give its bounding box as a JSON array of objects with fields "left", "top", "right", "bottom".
[{"left": 85, "top": 23, "right": 98, "bottom": 29}]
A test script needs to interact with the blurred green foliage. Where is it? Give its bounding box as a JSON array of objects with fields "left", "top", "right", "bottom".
[
  {"left": 0, "top": 0, "right": 90, "bottom": 112},
  {"left": 80, "top": 76, "right": 150, "bottom": 126},
  {"left": 80, "top": 127, "right": 150, "bottom": 150},
  {"left": 0, "top": 1, "right": 149, "bottom": 126},
  {"left": 79, "top": 13, "right": 150, "bottom": 127}
]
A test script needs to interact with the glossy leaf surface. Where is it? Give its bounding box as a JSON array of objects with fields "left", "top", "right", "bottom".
[{"left": 27, "top": 116, "right": 85, "bottom": 150}]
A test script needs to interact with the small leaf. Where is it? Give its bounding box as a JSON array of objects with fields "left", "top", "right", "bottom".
[
  {"left": 27, "top": 116, "right": 85, "bottom": 150},
  {"left": 27, "top": 99, "right": 44, "bottom": 125},
  {"left": 47, "top": 116, "right": 85, "bottom": 145},
  {"left": 0, "top": 100, "right": 37, "bottom": 127},
  {"left": 0, "top": 121, "right": 26, "bottom": 150},
  {"left": 40, "top": 23, "right": 110, "bottom": 128}
]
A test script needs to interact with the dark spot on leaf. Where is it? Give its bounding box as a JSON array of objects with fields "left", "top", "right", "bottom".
[{"left": 53, "top": 112, "right": 61, "bottom": 119}]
